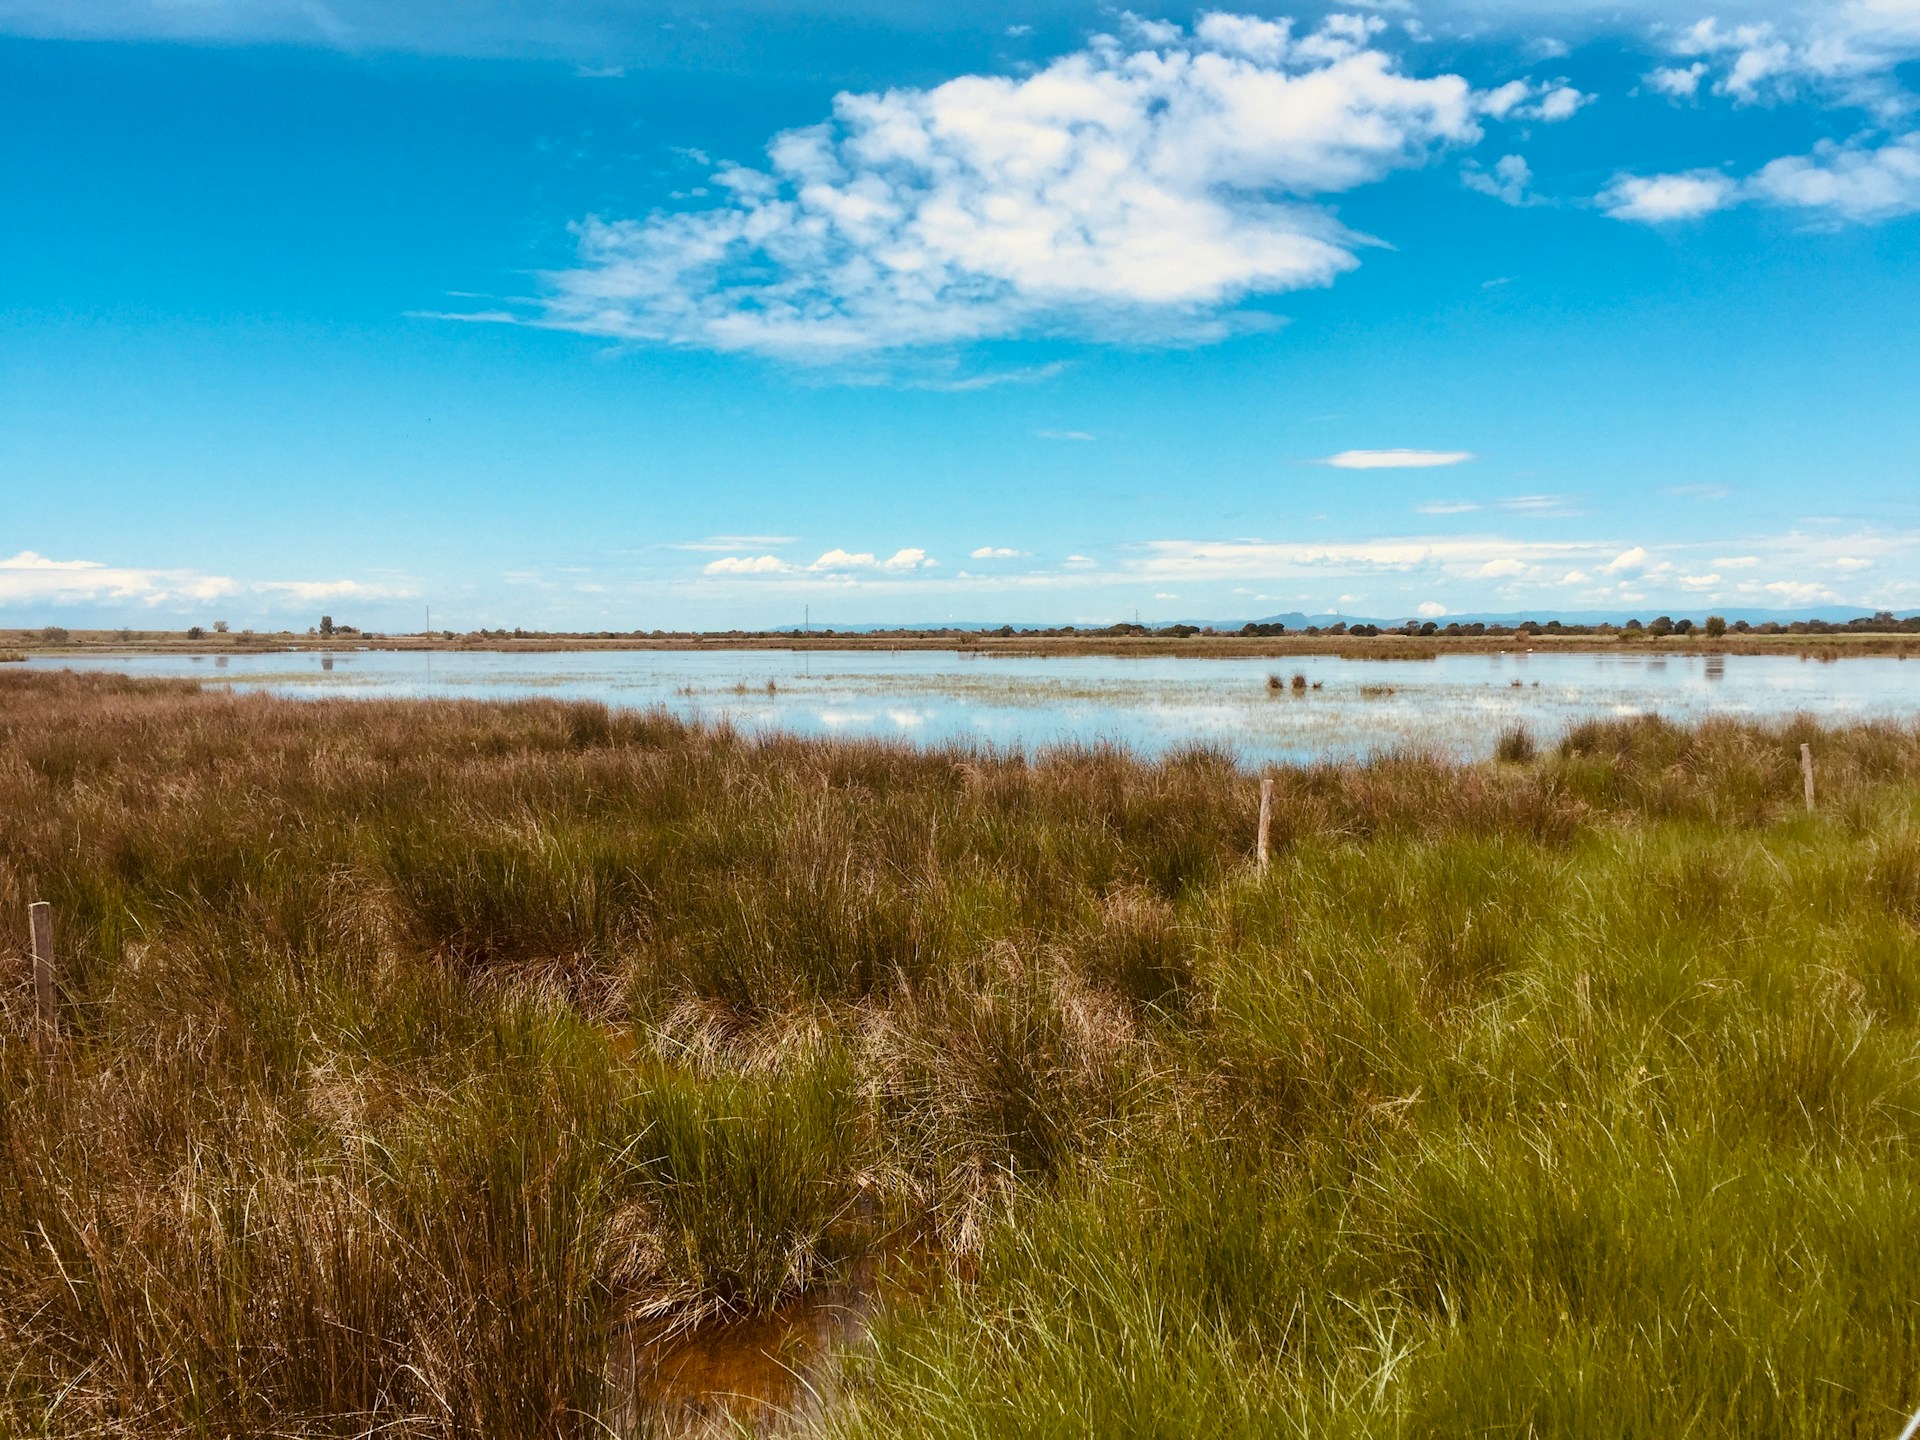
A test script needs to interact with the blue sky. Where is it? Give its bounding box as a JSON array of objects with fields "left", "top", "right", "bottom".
[{"left": 3, "top": 0, "right": 1917, "bottom": 629}]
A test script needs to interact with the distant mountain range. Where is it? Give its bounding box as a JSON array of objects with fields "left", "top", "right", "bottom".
[
  {"left": 792, "top": 607, "right": 1914, "bottom": 633},
  {"left": 1247, "top": 606, "right": 1912, "bottom": 629}
]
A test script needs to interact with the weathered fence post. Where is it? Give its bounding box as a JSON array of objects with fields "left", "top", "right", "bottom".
[
  {"left": 1256, "top": 777, "right": 1273, "bottom": 873},
  {"left": 29, "top": 900, "right": 56, "bottom": 1058},
  {"left": 1800, "top": 743, "right": 1815, "bottom": 813}
]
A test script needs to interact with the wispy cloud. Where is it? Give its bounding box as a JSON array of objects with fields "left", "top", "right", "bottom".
[
  {"left": 1036, "top": 429, "right": 1096, "bottom": 442},
  {"left": 1324, "top": 449, "right": 1474, "bottom": 469},
  {"left": 0, "top": 551, "right": 405, "bottom": 610},
  {"left": 1462, "top": 154, "right": 1538, "bottom": 207},
  {"left": 1417, "top": 493, "right": 1579, "bottom": 516},
  {"left": 1500, "top": 493, "right": 1584, "bottom": 516},
  {"left": 406, "top": 308, "right": 521, "bottom": 324},
  {"left": 672, "top": 534, "right": 800, "bottom": 552},
  {"left": 1112, "top": 528, "right": 1920, "bottom": 609},
  {"left": 905, "top": 362, "right": 1071, "bottom": 392},
  {"left": 664, "top": 526, "right": 1920, "bottom": 612},
  {"left": 1133, "top": 536, "right": 1601, "bottom": 580},
  {"left": 1759, "top": 578, "right": 1840, "bottom": 605}
]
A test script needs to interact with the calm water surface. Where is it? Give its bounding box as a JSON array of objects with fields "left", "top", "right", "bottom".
[{"left": 36, "top": 649, "right": 1920, "bottom": 763}]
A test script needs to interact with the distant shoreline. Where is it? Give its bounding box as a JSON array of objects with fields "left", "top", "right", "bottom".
[{"left": 6, "top": 629, "right": 1920, "bottom": 660}]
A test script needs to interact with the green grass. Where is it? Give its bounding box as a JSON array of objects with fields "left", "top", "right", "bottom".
[{"left": 0, "top": 672, "right": 1916, "bottom": 1436}]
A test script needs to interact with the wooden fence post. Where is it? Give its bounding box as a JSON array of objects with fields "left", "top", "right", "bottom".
[
  {"left": 29, "top": 900, "right": 56, "bottom": 1058},
  {"left": 1257, "top": 777, "right": 1273, "bottom": 873},
  {"left": 1799, "top": 743, "right": 1815, "bottom": 813}
]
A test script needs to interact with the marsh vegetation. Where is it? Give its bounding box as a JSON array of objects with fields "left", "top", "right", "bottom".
[
  {"left": 1, "top": 672, "right": 1917, "bottom": 1436},
  {"left": 36, "top": 647, "right": 1920, "bottom": 766}
]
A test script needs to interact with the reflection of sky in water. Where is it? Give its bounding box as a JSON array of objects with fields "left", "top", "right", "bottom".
[{"left": 30, "top": 649, "right": 1920, "bottom": 763}]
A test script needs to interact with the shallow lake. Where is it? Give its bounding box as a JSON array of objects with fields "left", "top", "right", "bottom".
[{"left": 33, "top": 648, "right": 1920, "bottom": 763}]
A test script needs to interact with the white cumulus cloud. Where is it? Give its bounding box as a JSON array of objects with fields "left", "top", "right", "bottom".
[
  {"left": 1604, "top": 134, "right": 1920, "bottom": 226},
  {"left": 1478, "top": 80, "right": 1533, "bottom": 119},
  {"left": 1620, "top": 6, "right": 1920, "bottom": 222},
  {"left": 1526, "top": 83, "right": 1592, "bottom": 121},
  {"left": 1646, "top": 62, "right": 1709, "bottom": 98},
  {"left": 806, "top": 547, "right": 933, "bottom": 573},
  {"left": 1669, "top": 19, "right": 1798, "bottom": 104},
  {"left": 1654, "top": 5, "right": 1920, "bottom": 117},
  {"left": 971, "top": 546, "right": 1030, "bottom": 559},
  {"left": 701, "top": 546, "right": 936, "bottom": 581},
  {"left": 1603, "top": 546, "right": 1650, "bottom": 574},
  {"left": 703, "top": 555, "right": 794, "bottom": 575},
  {"left": 1749, "top": 133, "right": 1920, "bottom": 222},
  {"left": 810, "top": 549, "right": 876, "bottom": 571},
  {"left": 1478, "top": 78, "right": 1591, "bottom": 122},
  {"left": 1598, "top": 169, "right": 1739, "bottom": 221},
  {"left": 1665, "top": 6, "right": 1920, "bottom": 110},
  {"left": 527, "top": 14, "right": 1524, "bottom": 357}
]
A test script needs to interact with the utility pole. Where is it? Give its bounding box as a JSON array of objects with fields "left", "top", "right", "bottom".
[{"left": 804, "top": 604, "right": 809, "bottom": 634}]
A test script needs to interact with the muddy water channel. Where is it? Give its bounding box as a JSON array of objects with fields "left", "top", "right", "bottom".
[{"left": 36, "top": 649, "right": 1920, "bottom": 762}]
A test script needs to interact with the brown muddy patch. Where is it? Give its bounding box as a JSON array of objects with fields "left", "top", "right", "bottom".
[{"left": 608, "top": 1242, "right": 942, "bottom": 1436}]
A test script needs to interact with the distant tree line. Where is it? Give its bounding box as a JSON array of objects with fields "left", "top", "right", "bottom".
[{"left": 35, "top": 611, "right": 1912, "bottom": 646}]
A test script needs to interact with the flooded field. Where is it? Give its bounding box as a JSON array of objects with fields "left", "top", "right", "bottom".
[{"left": 32, "top": 647, "right": 1920, "bottom": 762}]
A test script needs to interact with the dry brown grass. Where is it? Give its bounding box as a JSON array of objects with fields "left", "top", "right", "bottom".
[{"left": 1, "top": 671, "right": 1917, "bottom": 1435}]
